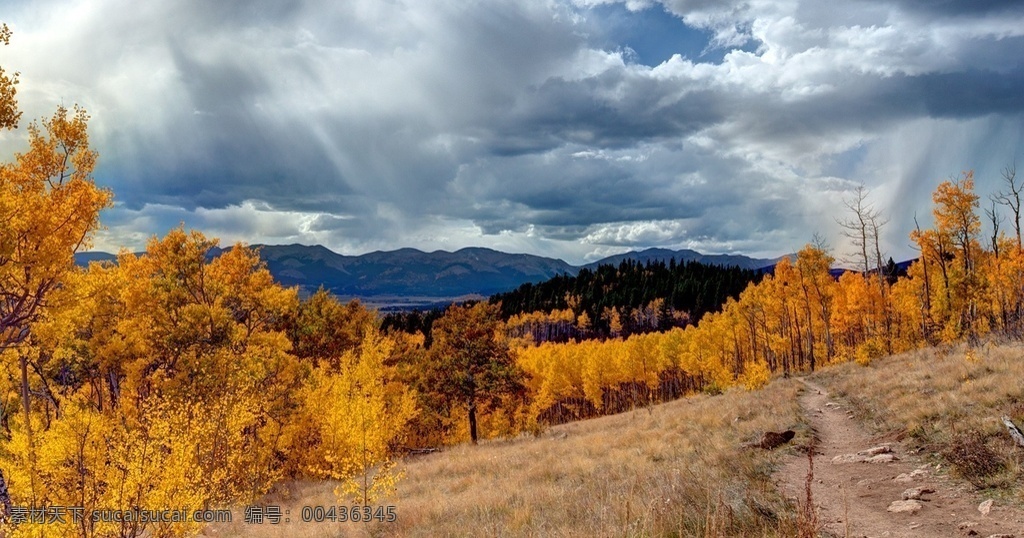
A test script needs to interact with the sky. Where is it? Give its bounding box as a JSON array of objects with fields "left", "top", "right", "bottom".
[{"left": 2, "top": 0, "right": 1023, "bottom": 265}]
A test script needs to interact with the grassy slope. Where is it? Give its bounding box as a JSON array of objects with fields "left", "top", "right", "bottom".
[
  {"left": 202, "top": 342, "right": 1024, "bottom": 537},
  {"left": 202, "top": 380, "right": 805, "bottom": 537}
]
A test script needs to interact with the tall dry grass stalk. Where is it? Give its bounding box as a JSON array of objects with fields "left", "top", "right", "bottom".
[{"left": 795, "top": 438, "right": 819, "bottom": 538}]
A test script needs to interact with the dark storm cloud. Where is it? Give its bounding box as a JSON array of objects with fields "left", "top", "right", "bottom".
[
  {"left": 913, "top": 68, "right": 1024, "bottom": 118},
  {"left": 497, "top": 72, "right": 723, "bottom": 151},
  {"left": 857, "top": 0, "right": 1024, "bottom": 17}
]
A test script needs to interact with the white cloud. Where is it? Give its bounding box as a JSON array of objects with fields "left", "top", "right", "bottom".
[{"left": 582, "top": 219, "right": 691, "bottom": 245}]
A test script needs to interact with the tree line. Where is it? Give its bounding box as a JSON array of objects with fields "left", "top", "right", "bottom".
[
  {"left": 492, "top": 259, "right": 764, "bottom": 340},
  {"left": 382, "top": 259, "right": 765, "bottom": 344}
]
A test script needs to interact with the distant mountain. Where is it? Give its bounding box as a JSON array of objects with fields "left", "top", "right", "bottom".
[
  {"left": 74, "top": 244, "right": 784, "bottom": 300},
  {"left": 250, "top": 245, "right": 576, "bottom": 297},
  {"left": 74, "top": 251, "right": 118, "bottom": 265},
  {"left": 584, "top": 248, "right": 785, "bottom": 272}
]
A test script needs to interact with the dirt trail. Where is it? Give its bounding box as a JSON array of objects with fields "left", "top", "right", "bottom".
[{"left": 776, "top": 379, "right": 1024, "bottom": 538}]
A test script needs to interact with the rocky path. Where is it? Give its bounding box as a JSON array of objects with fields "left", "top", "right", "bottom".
[{"left": 775, "top": 379, "right": 1024, "bottom": 537}]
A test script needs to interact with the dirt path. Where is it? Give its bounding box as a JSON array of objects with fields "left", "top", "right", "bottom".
[{"left": 776, "top": 379, "right": 1024, "bottom": 538}]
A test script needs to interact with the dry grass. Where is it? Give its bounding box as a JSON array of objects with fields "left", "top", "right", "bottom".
[
  {"left": 201, "top": 379, "right": 806, "bottom": 537},
  {"left": 811, "top": 341, "right": 1024, "bottom": 493}
]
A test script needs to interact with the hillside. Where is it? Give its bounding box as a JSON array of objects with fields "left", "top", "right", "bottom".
[
  {"left": 201, "top": 377, "right": 807, "bottom": 537},
  {"left": 200, "top": 343, "right": 1024, "bottom": 537},
  {"left": 490, "top": 258, "right": 764, "bottom": 339}
]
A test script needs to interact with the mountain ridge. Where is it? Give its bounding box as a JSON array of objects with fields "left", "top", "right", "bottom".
[{"left": 74, "top": 244, "right": 785, "bottom": 300}]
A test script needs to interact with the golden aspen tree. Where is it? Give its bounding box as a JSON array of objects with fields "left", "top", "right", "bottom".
[
  {"left": 930, "top": 173, "right": 983, "bottom": 340},
  {"left": 580, "top": 339, "right": 611, "bottom": 410},
  {"left": 296, "top": 326, "right": 417, "bottom": 504},
  {"left": 888, "top": 259, "right": 933, "bottom": 350},
  {"left": 754, "top": 274, "right": 790, "bottom": 373},
  {"left": 832, "top": 271, "right": 871, "bottom": 358},
  {"left": 623, "top": 332, "right": 658, "bottom": 402},
  {"left": 734, "top": 283, "right": 765, "bottom": 369},
  {"left": 989, "top": 240, "right": 1024, "bottom": 332},
  {"left": 576, "top": 310, "right": 592, "bottom": 336},
  {"left": 0, "top": 106, "right": 112, "bottom": 349},
  {"left": 794, "top": 244, "right": 836, "bottom": 370}
]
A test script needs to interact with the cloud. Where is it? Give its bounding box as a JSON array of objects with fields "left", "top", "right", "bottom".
[{"left": 3, "top": 0, "right": 1023, "bottom": 265}]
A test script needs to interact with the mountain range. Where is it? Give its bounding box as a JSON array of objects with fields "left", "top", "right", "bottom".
[{"left": 74, "top": 245, "right": 784, "bottom": 305}]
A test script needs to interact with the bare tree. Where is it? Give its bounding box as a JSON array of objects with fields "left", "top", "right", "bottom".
[
  {"left": 868, "top": 212, "right": 890, "bottom": 279},
  {"left": 985, "top": 199, "right": 1010, "bottom": 330},
  {"left": 984, "top": 199, "right": 1003, "bottom": 258},
  {"left": 836, "top": 185, "right": 873, "bottom": 274},
  {"left": 992, "top": 162, "right": 1021, "bottom": 251},
  {"left": 836, "top": 184, "right": 890, "bottom": 277},
  {"left": 912, "top": 213, "right": 934, "bottom": 340}
]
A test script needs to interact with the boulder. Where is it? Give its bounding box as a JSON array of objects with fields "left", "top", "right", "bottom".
[{"left": 887, "top": 500, "right": 923, "bottom": 514}]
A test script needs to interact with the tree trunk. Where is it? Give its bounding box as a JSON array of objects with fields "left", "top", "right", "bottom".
[
  {"left": 468, "top": 402, "right": 478, "bottom": 445},
  {"left": 20, "top": 352, "right": 37, "bottom": 504}
]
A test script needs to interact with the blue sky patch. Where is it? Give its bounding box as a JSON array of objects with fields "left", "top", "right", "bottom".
[{"left": 587, "top": 3, "right": 736, "bottom": 66}]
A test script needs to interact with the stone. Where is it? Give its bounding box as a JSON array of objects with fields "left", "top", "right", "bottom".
[
  {"left": 857, "top": 445, "right": 892, "bottom": 456},
  {"left": 831, "top": 453, "right": 866, "bottom": 464},
  {"left": 866, "top": 453, "right": 899, "bottom": 463},
  {"left": 901, "top": 487, "right": 935, "bottom": 500},
  {"left": 978, "top": 499, "right": 994, "bottom": 516},
  {"left": 894, "top": 473, "right": 914, "bottom": 483},
  {"left": 887, "top": 500, "right": 923, "bottom": 514}
]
